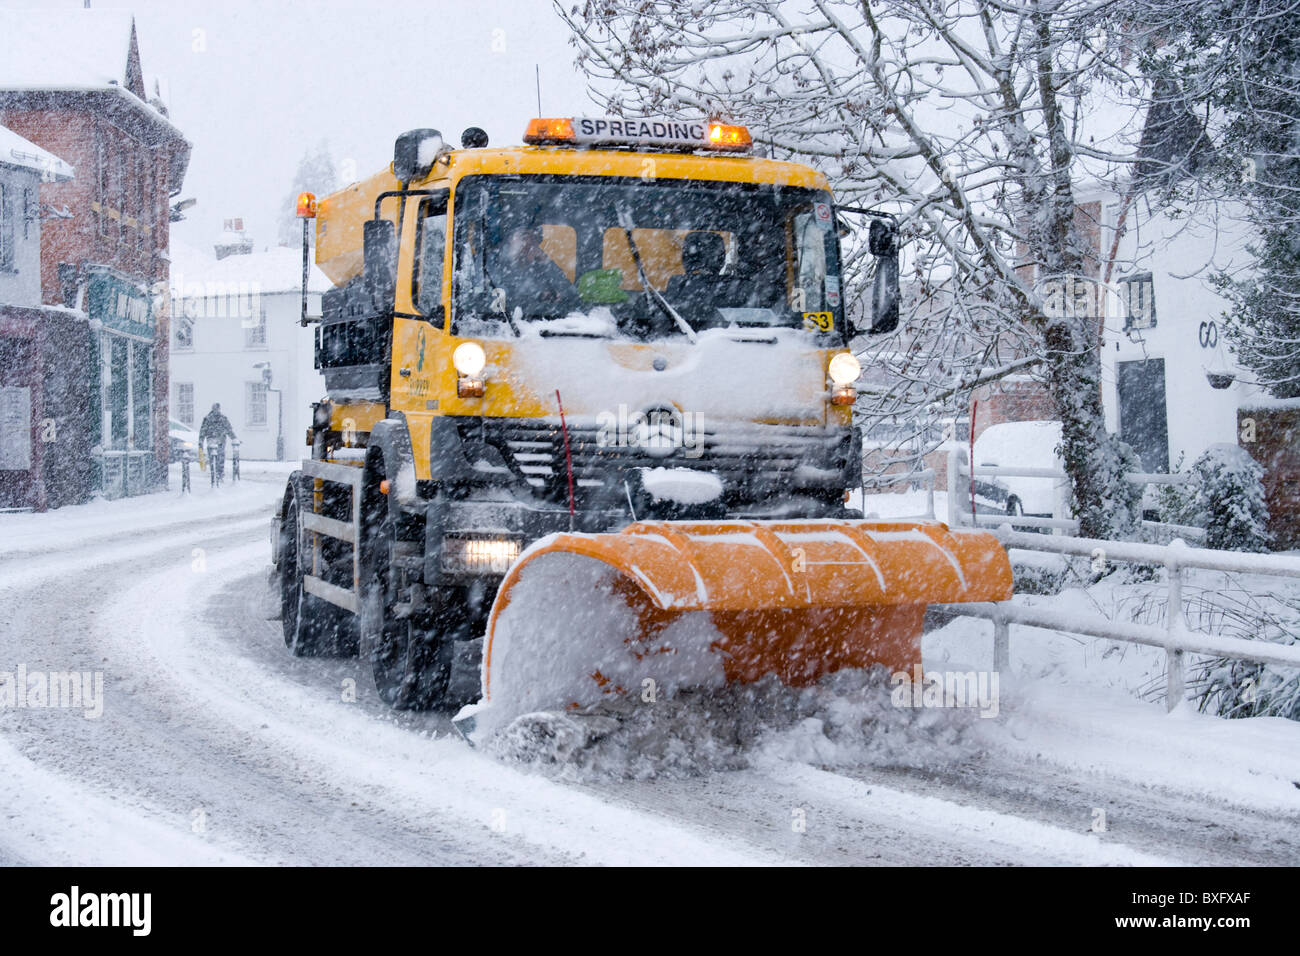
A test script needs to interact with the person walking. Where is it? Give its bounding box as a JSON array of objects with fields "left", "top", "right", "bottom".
[{"left": 198, "top": 403, "right": 238, "bottom": 485}]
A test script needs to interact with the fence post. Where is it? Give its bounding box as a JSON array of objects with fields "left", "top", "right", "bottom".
[
  {"left": 1052, "top": 475, "right": 1070, "bottom": 536},
  {"left": 993, "top": 612, "right": 1010, "bottom": 675},
  {"left": 946, "top": 448, "right": 962, "bottom": 527},
  {"left": 1165, "top": 541, "right": 1187, "bottom": 712}
]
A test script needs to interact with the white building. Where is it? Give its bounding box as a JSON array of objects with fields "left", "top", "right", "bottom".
[
  {"left": 1097, "top": 195, "right": 1262, "bottom": 474},
  {"left": 1046, "top": 78, "right": 1271, "bottom": 477},
  {"left": 169, "top": 234, "right": 329, "bottom": 461}
]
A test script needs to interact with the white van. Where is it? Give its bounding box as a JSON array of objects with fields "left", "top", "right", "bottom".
[{"left": 972, "top": 420, "right": 1069, "bottom": 516}]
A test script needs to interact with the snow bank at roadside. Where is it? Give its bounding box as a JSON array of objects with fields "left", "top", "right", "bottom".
[
  {"left": 0, "top": 461, "right": 293, "bottom": 558},
  {"left": 925, "top": 572, "right": 1300, "bottom": 812}
]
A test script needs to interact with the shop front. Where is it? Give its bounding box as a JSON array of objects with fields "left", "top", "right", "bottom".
[{"left": 87, "top": 267, "right": 158, "bottom": 498}]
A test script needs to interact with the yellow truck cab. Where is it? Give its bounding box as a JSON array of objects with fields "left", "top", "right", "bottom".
[{"left": 273, "top": 117, "right": 903, "bottom": 711}]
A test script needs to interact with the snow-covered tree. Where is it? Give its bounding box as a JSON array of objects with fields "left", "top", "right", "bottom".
[
  {"left": 278, "top": 140, "right": 339, "bottom": 248},
  {"left": 1137, "top": 0, "right": 1300, "bottom": 398},
  {"left": 558, "top": 0, "right": 1163, "bottom": 538}
]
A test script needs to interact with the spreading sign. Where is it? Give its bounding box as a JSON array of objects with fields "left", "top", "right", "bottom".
[{"left": 574, "top": 118, "right": 709, "bottom": 149}]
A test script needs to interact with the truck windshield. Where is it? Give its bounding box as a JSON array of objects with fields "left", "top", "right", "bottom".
[{"left": 451, "top": 174, "right": 844, "bottom": 340}]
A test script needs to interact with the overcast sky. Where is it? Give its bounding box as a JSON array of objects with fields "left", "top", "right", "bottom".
[{"left": 6, "top": 0, "right": 595, "bottom": 252}]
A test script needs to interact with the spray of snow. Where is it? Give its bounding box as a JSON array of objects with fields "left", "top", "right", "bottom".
[{"left": 485, "top": 666, "right": 983, "bottom": 781}]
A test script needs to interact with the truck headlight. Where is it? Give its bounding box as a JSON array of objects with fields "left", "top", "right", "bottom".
[
  {"left": 453, "top": 342, "right": 486, "bottom": 376},
  {"left": 828, "top": 351, "right": 861, "bottom": 385},
  {"left": 441, "top": 536, "right": 521, "bottom": 575}
]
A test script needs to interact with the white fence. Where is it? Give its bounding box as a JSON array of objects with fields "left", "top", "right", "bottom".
[
  {"left": 865, "top": 450, "right": 1298, "bottom": 710},
  {"left": 936, "top": 527, "right": 1300, "bottom": 711}
]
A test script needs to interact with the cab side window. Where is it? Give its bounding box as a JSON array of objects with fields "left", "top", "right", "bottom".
[{"left": 417, "top": 210, "right": 447, "bottom": 316}]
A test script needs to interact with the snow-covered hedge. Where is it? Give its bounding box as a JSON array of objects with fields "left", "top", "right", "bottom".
[
  {"left": 1190, "top": 444, "right": 1271, "bottom": 553},
  {"left": 1155, "top": 446, "right": 1270, "bottom": 552}
]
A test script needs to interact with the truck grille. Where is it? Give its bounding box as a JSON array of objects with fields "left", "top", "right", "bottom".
[{"left": 455, "top": 417, "right": 853, "bottom": 504}]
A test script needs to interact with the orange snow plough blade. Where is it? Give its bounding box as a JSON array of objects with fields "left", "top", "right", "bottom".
[{"left": 476, "top": 520, "right": 1012, "bottom": 723}]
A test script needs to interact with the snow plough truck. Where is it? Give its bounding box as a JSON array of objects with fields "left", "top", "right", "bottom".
[{"left": 269, "top": 116, "right": 1012, "bottom": 734}]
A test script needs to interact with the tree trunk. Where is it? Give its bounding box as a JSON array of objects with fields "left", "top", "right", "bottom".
[
  {"left": 1042, "top": 315, "right": 1135, "bottom": 539},
  {"left": 1029, "top": 3, "right": 1136, "bottom": 540}
]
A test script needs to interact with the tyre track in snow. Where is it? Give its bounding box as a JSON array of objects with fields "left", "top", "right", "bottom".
[
  {"left": 213, "top": 563, "right": 1154, "bottom": 866},
  {"left": 823, "top": 758, "right": 1300, "bottom": 867}
]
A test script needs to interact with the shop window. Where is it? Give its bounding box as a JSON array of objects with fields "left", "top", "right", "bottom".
[
  {"left": 131, "top": 343, "right": 151, "bottom": 448},
  {"left": 109, "top": 336, "right": 129, "bottom": 447}
]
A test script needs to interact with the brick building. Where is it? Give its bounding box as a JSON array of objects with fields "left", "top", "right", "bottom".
[
  {"left": 0, "top": 10, "right": 190, "bottom": 501},
  {"left": 0, "top": 123, "right": 85, "bottom": 511}
]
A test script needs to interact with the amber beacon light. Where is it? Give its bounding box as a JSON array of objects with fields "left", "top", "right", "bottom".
[
  {"left": 296, "top": 191, "right": 318, "bottom": 218},
  {"left": 706, "top": 122, "right": 752, "bottom": 151},
  {"left": 523, "top": 118, "right": 576, "bottom": 144}
]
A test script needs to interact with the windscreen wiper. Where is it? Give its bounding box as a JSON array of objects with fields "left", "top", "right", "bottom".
[
  {"left": 479, "top": 255, "right": 521, "bottom": 337},
  {"left": 616, "top": 206, "right": 697, "bottom": 343},
  {"left": 475, "top": 195, "right": 520, "bottom": 337}
]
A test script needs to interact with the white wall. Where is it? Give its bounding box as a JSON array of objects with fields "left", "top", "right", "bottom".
[
  {"left": 170, "top": 290, "right": 324, "bottom": 461},
  {"left": 1098, "top": 194, "right": 1265, "bottom": 471}
]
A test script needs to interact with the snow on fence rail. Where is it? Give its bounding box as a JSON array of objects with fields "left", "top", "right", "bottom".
[
  {"left": 868, "top": 467, "right": 937, "bottom": 519},
  {"left": 936, "top": 527, "right": 1300, "bottom": 711}
]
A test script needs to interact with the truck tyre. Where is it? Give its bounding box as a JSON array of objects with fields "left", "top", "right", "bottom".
[
  {"left": 280, "top": 477, "right": 358, "bottom": 657},
  {"left": 358, "top": 472, "right": 452, "bottom": 710}
]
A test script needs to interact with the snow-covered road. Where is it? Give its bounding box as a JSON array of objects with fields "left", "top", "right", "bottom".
[{"left": 2, "top": 466, "right": 1297, "bottom": 866}]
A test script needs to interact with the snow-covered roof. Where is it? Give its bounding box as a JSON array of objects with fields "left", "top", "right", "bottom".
[
  {"left": 170, "top": 235, "right": 332, "bottom": 297},
  {"left": 0, "top": 124, "right": 73, "bottom": 180},
  {"left": 0, "top": 10, "right": 183, "bottom": 140},
  {"left": 0, "top": 10, "right": 136, "bottom": 91}
]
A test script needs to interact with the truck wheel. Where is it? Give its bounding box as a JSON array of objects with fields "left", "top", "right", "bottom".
[
  {"left": 280, "top": 481, "right": 357, "bottom": 657},
  {"left": 358, "top": 479, "right": 452, "bottom": 710}
]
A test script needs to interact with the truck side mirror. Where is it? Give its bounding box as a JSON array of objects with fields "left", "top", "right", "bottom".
[
  {"left": 393, "top": 128, "right": 445, "bottom": 184},
  {"left": 364, "top": 218, "right": 398, "bottom": 312},
  {"left": 867, "top": 218, "right": 899, "bottom": 335}
]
